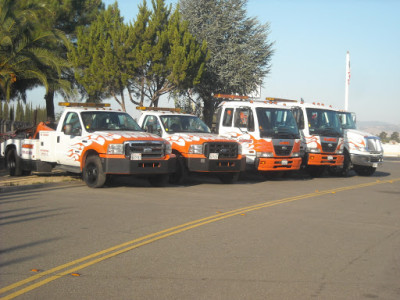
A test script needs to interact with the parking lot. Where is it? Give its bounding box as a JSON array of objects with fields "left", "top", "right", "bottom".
[{"left": 1, "top": 159, "right": 400, "bottom": 299}]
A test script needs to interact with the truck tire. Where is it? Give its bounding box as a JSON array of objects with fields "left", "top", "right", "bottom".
[
  {"left": 148, "top": 174, "right": 169, "bottom": 187},
  {"left": 6, "top": 148, "right": 23, "bottom": 176},
  {"left": 353, "top": 165, "right": 376, "bottom": 176},
  {"left": 169, "top": 155, "right": 188, "bottom": 185},
  {"left": 83, "top": 155, "right": 106, "bottom": 188},
  {"left": 306, "top": 165, "right": 325, "bottom": 177},
  {"left": 328, "top": 149, "right": 351, "bottom": 177},
  {"left": 217, "top": 172, "right": 240, "bottom": 184}
]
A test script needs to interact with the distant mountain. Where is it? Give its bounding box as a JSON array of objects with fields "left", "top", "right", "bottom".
[{"left": 357, "top": 121, "right": 400, "bottom": 135}]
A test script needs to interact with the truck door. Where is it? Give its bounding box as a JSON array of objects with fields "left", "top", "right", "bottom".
[
  {"left": 56, "top": 112, "right": 83, "bottom": 167},
  {"left": 142, "top": 115, "right": 162, "bottom": 136},
  {"left": 291, "top": 107, "right": 306, "bottom": 155}
]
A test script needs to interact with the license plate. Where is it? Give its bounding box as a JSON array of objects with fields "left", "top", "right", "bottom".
[
  {"left": 281, "top": 160, "right": 288, "bottom": 165},
  {"left": 372, "top": 163, "right": 378, "bottom": 168},
  {"left": 327, "top": 156, "right": 333, "bottom": 160},
  {"left": 130, "top": 153, "right": 142, "bottom": 160},
  {"left": 209, "top": 153, "right": 219, "bottom": 160}
]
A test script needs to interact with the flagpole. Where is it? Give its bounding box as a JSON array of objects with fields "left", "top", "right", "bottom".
[{"left": 345, "top": 51, "right": 350, "bottom": 111}]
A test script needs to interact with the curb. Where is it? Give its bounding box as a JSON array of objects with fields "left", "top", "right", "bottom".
[{"left": 0, "top": 181, "right": 83, "bottom": 194}]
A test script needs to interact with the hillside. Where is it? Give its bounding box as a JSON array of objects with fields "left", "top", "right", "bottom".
[{"left": 357, "top": 121, "right": 400, "bottom": 135}]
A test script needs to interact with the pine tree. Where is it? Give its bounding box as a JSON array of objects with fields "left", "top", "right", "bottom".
[
  {"left": 129, "top": 0, "right": 208, "bottom": 107},
  {"left": 15, "top": 101, "right": 23, "bottom": 121},
  {"left": 69, "top": 3, "right": 131, "bottom": 110},
  {"left": 70, "top": 0, "right": 207, "bottom": 111},
  {"left": 9, "top": 104, "right": 14, "bottom": 121},
  {"left": 3, "top": 102, "right": 9, "bottom": 120}
]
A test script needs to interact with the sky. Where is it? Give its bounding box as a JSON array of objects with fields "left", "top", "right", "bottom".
[{"left": 31, "top": 0, "right": 400, "bottom": 124}]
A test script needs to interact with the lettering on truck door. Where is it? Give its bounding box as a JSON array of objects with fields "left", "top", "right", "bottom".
[{"left": 56, "top": 112, "right": 83, "bottom": 167}]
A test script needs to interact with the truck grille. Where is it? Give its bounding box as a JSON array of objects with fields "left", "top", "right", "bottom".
[
  {"left": 365, "top": 137, "right": 383, "bottom": 153},
  {"left": 124, "top": 141, "right": 165, "bottom": 158},
  {"left": 274, "top": 145, "right": 293, "bottom": 156},
  {"left": 321, "top": 142, "right": 337, "bottom": 153},
  {"left": 204, "top": 142, "right": 238, "bottom": 159}
]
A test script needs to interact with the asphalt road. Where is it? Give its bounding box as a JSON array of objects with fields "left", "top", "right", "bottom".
[{"left": 1, "top": 161, "right": 400, "bottom": 300}]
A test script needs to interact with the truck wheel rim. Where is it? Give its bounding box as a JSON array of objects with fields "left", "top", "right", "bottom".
[{"left": 86, "top": 164, "right": 98, "bottom": 183}]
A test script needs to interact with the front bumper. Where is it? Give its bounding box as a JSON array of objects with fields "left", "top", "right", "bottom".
[
  {"left": 306, "top": 153, "right": 344, "bottom": 166},
  {"left": 186, "top": 156, "right": 246, "bottom": 172},
  {"left": 350, "top": 153, "right": 383, "bottom": 167},
  {"left": 255, "top": 157, "right": 302, "bottom": 171},
  {"left": 101, "top": 155, "right": 176, "bottom": 175}
]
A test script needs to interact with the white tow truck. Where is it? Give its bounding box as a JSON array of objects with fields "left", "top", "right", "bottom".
[
  {"left": 213, "top": 95, "right": 302, "bottom": 176},
  {"left": 0, "top": 103, "right": 176, "bottom": 188},
  {"left": 137, "top": 107, "right": 246, "bottom": 184},
  {"left": 329, "top": 111, "right": 383, "bottom": 176}
]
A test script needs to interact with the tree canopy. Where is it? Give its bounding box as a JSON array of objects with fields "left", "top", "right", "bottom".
[
  {"left": 70, "top": 0, "right": 208, "bottom": 112},
  {"left": 1, "top": 0, "right": 104, "bottom": 120},
  {"left": 179, "top": 0, "right": 274, "bottom": 125},
  {"left": 0, "top": 0, "right": 69, "bottom": 103}
]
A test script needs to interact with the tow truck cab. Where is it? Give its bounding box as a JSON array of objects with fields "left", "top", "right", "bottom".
[
  {"left": 137, "top": 107, "right": 246, "bottom": 184},
  {"left": 213, "top": 95, "right": 302, "bottom": 175},
  {"left": 287, "top": 100, "right": 345, "bottom": 176},
  {"left": 334, "top": 111, "right": 383, "bottom": 176}
]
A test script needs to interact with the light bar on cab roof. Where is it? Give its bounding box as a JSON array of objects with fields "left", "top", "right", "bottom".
[
  {"left": 136, "top": 106, "right": 181, "bottom": 113},
  {"left": 213, "top": 94, "right": 249, "bottom": 100},
  {"left": 59, "top": 102, "right": 111, "bottom": 108},
  {"left": 265, "top": 97, "right": 298, "bottom": 103}
]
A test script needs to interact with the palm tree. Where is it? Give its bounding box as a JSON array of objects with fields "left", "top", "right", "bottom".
[{"left": 0, "top": 0, "right": 71, "bottom": 112}]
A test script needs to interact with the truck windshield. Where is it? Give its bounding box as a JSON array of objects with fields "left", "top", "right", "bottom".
[
  {"left": 306, "top": 108, "right": 343, "bottom": 137},
  {"left": 81, "top": 111, "right": 143, "bottom": 132},
  {"left": 256, "top": 108, "right": 300, "bottom": 139},
  {"left": 338, "top": 112, "right": 357, "bottom": 130},
  {"left": 160, "top": 115, "right": 211, "bottom": 133}
]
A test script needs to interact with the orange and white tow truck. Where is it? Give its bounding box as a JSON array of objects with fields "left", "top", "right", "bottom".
[
  {"left": 137, "top": 107, "right": 246, "bottom": 184},
  {"left": 213, "top": 95, "right": 302, "bottom": 176},
  {"left": 0, "top": 103, "right": 176, "bottom": 188},
  {"left": 278, "top": 98, "right": 345, "bottom": 177}
]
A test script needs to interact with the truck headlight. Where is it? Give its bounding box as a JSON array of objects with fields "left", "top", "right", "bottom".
[
  {"left": 336, "top": 149, "right": 343, "bottom": 154},
  {"left": 107, "top": 144, "right": 124, "bottom": 155},
  {"left": 308, "top": 147, "right": 321, "bottom": 153},
  {"left": 256, "top": 152, "right": 274, "bottom": 158},
  {"left": 189, "top": 144, "right": 203, "bottom": 154},
  {"left": 165, "top": 142, "right": 172, "bottom": 155},
  {"left": 292, "top": 152, "right": 301, "bottom": 157},
  {"left": 355, "top": 145, "right": 367, "bottom": 152},
  {"left": 238, "top": 144, "right": 242, "bottom": 155}
]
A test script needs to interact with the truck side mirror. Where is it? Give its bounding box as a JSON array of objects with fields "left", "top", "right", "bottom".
[
  {"left": 146, "top": 125, "right": 154, "bottom": 133},
  {"left": 64, "top": 124, "right": 72, "bottom": 135},
  {"left": 351, "top": 112, "right": 356, "bottom": 125}
]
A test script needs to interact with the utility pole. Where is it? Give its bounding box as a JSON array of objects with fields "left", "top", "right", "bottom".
[{"left": 345, "top": 51, "right": 350, "bottom": 111}]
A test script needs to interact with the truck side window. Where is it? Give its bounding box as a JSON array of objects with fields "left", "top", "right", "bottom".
[
  {"left": 143, "top": 115, "right": 161, "bottom": 134},
  {"left": 222, "top": 108, "right": 234, "bottom": 127},
  {"left": 234, "top": 108, "right": 254, "bottom": 132},
  {"left": 292, "top": 108, "right": 304, "bottom": 130},
  {"left": 63, "top": 112, "right": 82, "bottom": 136}
]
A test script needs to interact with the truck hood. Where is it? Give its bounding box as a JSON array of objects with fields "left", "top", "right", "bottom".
[
  {"left": 92, "top": 131, "right": 164, "bottom": 141},
  {"left": 345, "top": 129, "right": 378, "bottom": 139},
  {"left": 167, "top": 132, "right": 234, "bottom": 142}
]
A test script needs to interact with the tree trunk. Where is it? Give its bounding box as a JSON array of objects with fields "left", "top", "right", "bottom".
[
  {"left": 202, "top": 94, "right": 215, "bottom": 128},
  {"left": 45, "top": 90, "right": 55, "bottom": 122}
]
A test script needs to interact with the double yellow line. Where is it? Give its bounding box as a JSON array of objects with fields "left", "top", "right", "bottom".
[{"left": 1, "top": 178, "right": 399, "bottom": 299}]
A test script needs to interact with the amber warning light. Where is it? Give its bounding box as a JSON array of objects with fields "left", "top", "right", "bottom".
[
  {"left": 136, "top": 106, "right": 181, "bottom": 112},
  {"left": 59, "top": 102, "right": 111, "bottom": 108}
]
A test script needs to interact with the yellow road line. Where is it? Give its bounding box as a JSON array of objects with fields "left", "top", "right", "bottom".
[{"left": 1, "top": 178, "right": 399, "bottom": 299}]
